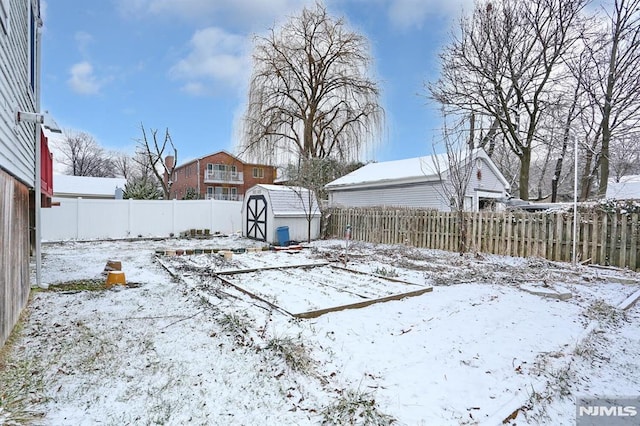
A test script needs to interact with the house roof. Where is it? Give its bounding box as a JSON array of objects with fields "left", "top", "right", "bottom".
[
  {"left": 325, "top": 148, "right": 509, "bottom": 190},
  {"left": 54, "top": 175, "right": 127, "bottom": 198},
  {"left": 607, "top": 175, "right": 640, "bottom": 200},
  {"left": 251, "top": 184, "right": 320, "bottom": 216}
]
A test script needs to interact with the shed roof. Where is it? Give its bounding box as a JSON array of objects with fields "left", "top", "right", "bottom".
[
  {"left": 607, "top": 175, "right": 640, "bottom": 200},
  {"left": 251, "top": 184, "right": 320, "bottom": 216},
  {"left": 54, "top": 175, "right": 127, "bottom": 198},
  {"left": 325, "top": 148, "right": 508, "bottom": 190}
]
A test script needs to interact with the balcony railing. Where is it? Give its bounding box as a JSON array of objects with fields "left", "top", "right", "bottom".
[
  {"left": 205, "top": 193, "right": 244, "bottom": 202},
  {"left": 204, "top": 170, "right": 243, "bottom": 184}
]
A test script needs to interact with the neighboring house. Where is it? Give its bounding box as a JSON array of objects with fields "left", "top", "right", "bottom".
[
  {"left": 242, "top": 184, "right": 321, "bottom": 244},
  {"left": 606, "top": 175, "right": 640, "bottom": 200},
  {"left": 1, "top": 0, "right": 49, "bottom": 347},
  {"left": 165, "top": 151, "right": 276, "bottom": 201},
  {"left": 52, "top": 175, "right": 126, "bottom": 200},
  {"left": 325, "top": 148, "right": 510, "bottom": 212}
]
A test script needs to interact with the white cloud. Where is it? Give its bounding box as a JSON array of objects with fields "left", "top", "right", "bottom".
[
  {"left": 387, "top": 0, "right": 473, "bottom": 29},
  {"left": 68, "top": 62, "right": 101, "bottom": 95},
  {"left": 170, "top": 27, "right": 250, "bottom": 95},
  {"left": 74, "top": 31, "right": 94, "bottom": 54},
  {"left": 116, "top": 0, "right": 312, "bottom": 30},
  {"left": 180, "top": 82, "right": 207, "bottom": 96}
]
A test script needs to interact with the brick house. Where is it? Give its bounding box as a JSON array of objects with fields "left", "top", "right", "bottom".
[{"left": 166, "top": 151, "right": 276, "bottom": 200}]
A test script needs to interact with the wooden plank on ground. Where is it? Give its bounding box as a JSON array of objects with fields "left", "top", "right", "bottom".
[
  {"left": 618, "top": 289, "right": 640, "bottom": 311},
  {"left": 216, "top": 262, "right": 329, "bottom": 275},
  {"left": 294, "top": 286, "right": 434, "bottom": 319},
  {"left": 519, "top": 284, "right": 572, "bottom": 301},
  {"left": 215, "top": 273, "right": 294, "bottom": 316}
]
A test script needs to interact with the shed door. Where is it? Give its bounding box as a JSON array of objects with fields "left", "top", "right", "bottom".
[{"left": 246, "top": 195, "right": 267, "bottom": 241}]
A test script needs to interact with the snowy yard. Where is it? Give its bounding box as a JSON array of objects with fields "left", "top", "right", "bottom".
[{"left": 1, "top": 236, "right": 639, "bottom": 425}]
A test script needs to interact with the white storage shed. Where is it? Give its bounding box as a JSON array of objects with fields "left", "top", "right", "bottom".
[{"left": 242, "top": 184, "right": 321, "bottom": 245}]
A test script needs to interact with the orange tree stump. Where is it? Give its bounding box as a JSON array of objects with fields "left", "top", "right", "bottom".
[
  {"left": 106, "top": 271, "right": 126, "bottom": 287},
  {"left": 104, "top": 260, "right": 122, "bottom": 274}
]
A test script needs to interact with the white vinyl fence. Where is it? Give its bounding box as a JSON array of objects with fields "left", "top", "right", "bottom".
[{"left": 42, "top": 198, "right": 243, "bottom": 241}]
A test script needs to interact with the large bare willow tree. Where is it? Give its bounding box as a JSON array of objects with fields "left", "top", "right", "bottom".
[{"left": 240, "top": 2, "right": 383, "bottom": 164}]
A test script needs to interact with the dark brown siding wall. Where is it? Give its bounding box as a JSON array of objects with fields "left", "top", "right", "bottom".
[{"left": 0, "top": 169, "right": 30, "bottom": 347}]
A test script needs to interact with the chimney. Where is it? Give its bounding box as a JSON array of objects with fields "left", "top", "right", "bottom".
[{"left": 165, "top": 155, "right": 175, "bottom": 169}]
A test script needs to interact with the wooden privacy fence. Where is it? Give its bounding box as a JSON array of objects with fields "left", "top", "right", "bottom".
[
  {"left": 325, "top": 207, "right": 640, "bottom": 270},
  {"left": 0, "top": 170, "right": 31, "bottom": 347}
]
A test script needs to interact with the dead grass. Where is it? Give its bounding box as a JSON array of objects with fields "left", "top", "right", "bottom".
[
  {"left": 266, "top": 336, "right": 314, "bottom": 374},
  {"left": 36, "top": 278, "right": 107, "bottom": 292},
  {"left": 0, "top": 304, "right": 45, "bottom": 425},
  {"left": 321, "top": 389, "right": 396, "bottom": 425}
]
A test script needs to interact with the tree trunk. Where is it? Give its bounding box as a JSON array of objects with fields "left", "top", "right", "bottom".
[
  {"left": 580, "top": 149, "right": 596, "bottom": 201},
  {"left": 519, "top": 146, "right": 531, "bottom": 200},
  {"left": 458, "top": 211, "right": 467, "bottom": 255},
  {"left": 551, "top": 134, "right": 570, "bottom": 202}
]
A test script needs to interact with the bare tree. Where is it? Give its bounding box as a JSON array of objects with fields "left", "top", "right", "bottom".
[
  {"left": 135, "top": 124, "right": 177, "bottom": 200},
  {"left": 240, "top": 2, "right": 383, "bottom": 164},
  {"left": 610, "top": 132, "right": 640, "bottom": 181},
  {"left": 59, "top": 130, "right": 114, "bottom": 177},
  {"left": 112, "top": 151, "right": 135, "bottom": 179},
  {"left": 579, "top": 0, "right": 640, "bottom": 197},
  {"left": 285, "top": 157, "right": 363, "bottom": 241},
  {"left": 429, "top": 0, "right": 587, "bottom": 200},
  {"left": 428, "top": 115, "right": 476, "bottom": 254}
]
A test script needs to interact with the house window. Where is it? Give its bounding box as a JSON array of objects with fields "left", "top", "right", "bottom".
[
  {"left": 0, "top": 0, "right": 9, "bottom": 34},
  {"left": 206, "top": 164, "right": 238, "bottom": 180},
  {"left": 207, "top": 186, "right": 238, "bottom": 200},
  {"left": 211, "top": 164, "right": 236, "bottom": 173},
  {"left": 253, "top": 167, "right": 264, "bottom": 179}
]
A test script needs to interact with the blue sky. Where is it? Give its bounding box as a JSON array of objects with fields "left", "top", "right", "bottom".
[{"left": 41, "top": 0, "right": 473, "bottom": 166}]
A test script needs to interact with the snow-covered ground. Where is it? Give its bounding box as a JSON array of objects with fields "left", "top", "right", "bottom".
[{"left": 2, "top": 236, "right": 639, "bottom": 425}]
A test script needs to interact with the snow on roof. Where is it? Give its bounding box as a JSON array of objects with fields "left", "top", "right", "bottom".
[
  {"left": 325, "top": 148, "right": 510, "bottom": 191},
  {"left": 54, "top": 175, "right": 127, "bottom": 197},
  {"left": 253, "top": 184, "right": 320, "bottom": 216},
  {"left": 607, "top": 175, "right": 640, "bottom": 199},
  {"left": 325, "top": 151, "right": 455, "bottom": 189}
]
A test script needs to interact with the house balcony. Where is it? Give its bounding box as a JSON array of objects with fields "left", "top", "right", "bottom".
[
  {"left": 205, "top": 193, "right": 244, "bottom": 202},
  {"left": 204, "top": 170, "right": 244, "bottom": 184}
]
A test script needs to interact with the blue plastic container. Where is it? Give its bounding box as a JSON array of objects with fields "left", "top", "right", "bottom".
[{"left": 276, "top": 226, "right": 290, "bottom": 246}]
